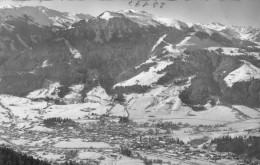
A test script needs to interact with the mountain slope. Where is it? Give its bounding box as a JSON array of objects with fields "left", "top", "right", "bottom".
[
  {"left": 0, "top": 5, "right": 92, "bottom": 28},
  {"left": 0, "top": 7, "right": 259, "bottom": 109}
]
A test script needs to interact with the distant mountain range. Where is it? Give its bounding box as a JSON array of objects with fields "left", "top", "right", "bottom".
[
  {"left": 0, "top": 5, "right": 259, "bottom": 111},
  {"left": 0, "top": 5, "right": 93, "bottom": 28}
]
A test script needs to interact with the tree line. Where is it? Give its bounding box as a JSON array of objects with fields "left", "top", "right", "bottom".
[
  {"left": 0, "top": 146, "right": 100, "bottom": 165},
  {"left": 211, "top": 136, "right": 260, "bottom": 159},
  {"left": 43, "top": 117, "right": 77, "bottom": 128},
  {"left": 0, "top": 146, "right": 50, "bottom": 165}
]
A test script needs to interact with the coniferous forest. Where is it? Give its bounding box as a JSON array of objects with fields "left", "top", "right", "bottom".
[
  {"left": 43, "top": 117, "right": 77, "bottom": 128},
  {"left": 0, "top": 147, "right": 50, "bottom": 165},
  {"left": 211, "top": 136, "right": 260, "bottom": 159},
  {"left": 0, "top": 146, "right": 99, "bottom": 165}
]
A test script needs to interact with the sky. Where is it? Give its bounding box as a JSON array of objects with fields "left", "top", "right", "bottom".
[{"left": 0, "top": 0, "right": 260, "bottom": 27}]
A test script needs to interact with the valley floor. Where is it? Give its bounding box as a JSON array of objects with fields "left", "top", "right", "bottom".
[{"left": 0, "top": 87, "right": 260, "bottom": 164}]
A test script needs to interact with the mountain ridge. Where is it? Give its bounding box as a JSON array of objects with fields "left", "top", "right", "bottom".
[{"left": 0, "top": 6, "right": 259, "bottom": 108}]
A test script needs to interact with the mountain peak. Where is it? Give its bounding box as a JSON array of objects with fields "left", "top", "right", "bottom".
[
  {"left": 120, "top": 9, "right": 139, "bottom": 13},
  {"left": 0, "top": 5, "right": 92, "bottom": 28},
  {"left": 98, "top": 11, "right": 117, "bottom": 20},
  {"left": 211, "top": 22, "right": 225, "bottom": 26},
  {"left": 0, "top": 4, "right": 19, "bottom": 9},
  {"left": 200, "top": 22, "right": 227, "bottom": 31},
  {"left": 97, "top": 9, "right": 147, "bottom": 21}
]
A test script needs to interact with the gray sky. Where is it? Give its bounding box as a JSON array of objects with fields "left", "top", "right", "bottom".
[{"left": 1, "top": 0, "right": 260, "bottom": 27}]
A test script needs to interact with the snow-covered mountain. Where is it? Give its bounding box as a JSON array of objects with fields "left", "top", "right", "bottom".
[
  {"left": 0, "top": 6, "right": 260, "bottom": 125},
  {"left": 1, "top": 7, "right": 260, "bottom": 164},
  {"left": 0, "top": 5, "right": 92, "bottom": 28},
  {"left": 200, "top": 21, "right": 260, "bottom": 42},
  {"left": 96, "top": 9, "right": 190, "bottom": 30}
]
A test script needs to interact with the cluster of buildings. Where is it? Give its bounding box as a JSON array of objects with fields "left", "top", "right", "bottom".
[{"left": 0, "top": 115, "right": 257, "bottom": 164}]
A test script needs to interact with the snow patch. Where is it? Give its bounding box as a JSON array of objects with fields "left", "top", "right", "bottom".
[
  {"left": 224, "top": 61, "right": 260, "bottom": 87},
  {"left": 99, "top": 11, "right": 114, "bottom": 21},
  {"left": 54, "top": 139, "right": 115, "bottom": 148},
  {"left": 86, "top": 86, "right": 112, "bottom": 102},
  {"left": 176, "top": 36, "right": 192, "bottom": 47},
  {"left": 163, "top": 44, "right": 180, "bottom": 58},
  {"left": 154, "top": 17, "right": 189, "bottom": 30},
  {"left": 176, "top": 34, "right": 220, "bottom": 50},
  {"left": 115, "top": 60, "right": 173, "bottom": 87},
  {"left": 202, "top": 22, "right": 227, "bottom": 31},
  {"left": 36, "top": 152, "right": 62, "bottom": 161},
  {"left": 118, "top": 10, "right": 159, "bottom": 27},
  {"left": 134, "top": 56, "right": 156, "bottom": 69},
  {"left": 78, "top": 151, "right": 102, "bottom": 159},
  {"left": 64, "top": 84, "right": 84, "bottom": 100},
  {"left": 41, "top": 60, "right": 52, "bottom": 68},
  {"left": 110, "top": 104, "right": 128, "bottom": 117},
  {"left": 65, "top": 40, "right": 82, "bottom": 59},
  {"left": 0, "top": 4, "right": 16, "bottom": 9},
  {"left": 208, "top": 47, "right": 244, "bottom": 55},
  {"left": 121, "top": 9, "right": 139, "bottom": 13},
  {"left": 27, "top": 82, "right": 61, "bottom": 99},
  {"left": 0, "top": 105, "right": 11, "bottom": 123},
  {"left": 232, "top": 105, "right": 260, "bottom": 118},
  {"left": 151, "top": 34, "right": 167, "bottom": 52}
]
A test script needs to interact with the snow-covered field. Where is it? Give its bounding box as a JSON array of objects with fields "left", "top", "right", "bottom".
[
  {"left": 104, "top": 156, "right": 144, "bottom": 165},
  {"left": 11, "top": 139, "right": 30, "bottom": 145},
  {"left": 78, "top": 151, "right": 144, "bottom": 165},
  {"left": 1, "top": 83, "right": 259, "bottom": 127},
  {"left": 114, "top": 60, "right": 173, "bottom": 87},
  {"left": 43, "top": 85, "right": 119, "bottom": 119},
  {"left": 0, "top": 95, "right": 47, "bottom": 122},
  {"left": 0, "top": 140, "right": 9, "bottom": 145},
  {"left": 43, "top": 102, "right": 106, "bottom": 119},
  {"left": 54, "top": 139, "right": 115, "bottom": 148},
  {"left": 224, "top": 61, "right": 260, "bottom": 87},
  {"left": 208, "top": 47, "right": 260, "bottom": 59},
  {"left": 0, "top": 105, "right": 11, "bottom": 123},
  {"left": 30, "top": 125, "right": 54, "bottom": 132},
  {"left": 78, "top": 151, "right": 102, "bottom": 159},
  {"left": 36, "top": 151, "right": 63, "bottom": 161},
  {"left": 64, "top": 84, "right": 84, "bottom": 100},
  {"left": 176, "top": 34, "right": 219, "bottom": 50},
  {"left": 109, "top": 104, "right": 128, "bottom": 117},
  {"left": 0, "top": 83, "right": 259, "bottom": 155},
  {"left": 128, "top": 104, "right": 241, "bottom": 125},
  {"left": 113, "top": 82, "right": 260, "bottom": 128},
  {"left": 232, "top": 105, "right": 260, "bottom": 118},
  {"left": 0, "top": 85, "right": 125, "bottom": 122},
  {"left": 3, "top": 82, "right": 258, "bottom": 126},
  {"left": 0, "top": 84, "right": 260, "bottom": 164},
  {"left": 27, "top": 82, "right": 60, "bottom": 100},
  {"left": 226, "top": 119, "right": 260, "bottom": 131},
  {"left": 28, "top": 136, "right": 56, "bottom": 147}
]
